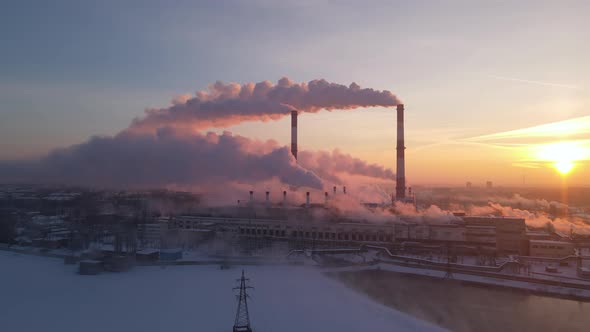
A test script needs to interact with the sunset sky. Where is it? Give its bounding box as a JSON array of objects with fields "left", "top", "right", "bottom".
[{"left": 1, "top": 0, "right": 589, "bottom": 187}]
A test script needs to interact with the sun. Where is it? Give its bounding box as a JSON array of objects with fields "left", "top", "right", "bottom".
[
  {"left": 554, "top": 160, "right": 574, "bottom": 175},
  {"left": 534, "top": 141, "right": 587, "bottom": 175}
]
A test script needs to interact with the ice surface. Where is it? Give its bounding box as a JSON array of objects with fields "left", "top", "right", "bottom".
[{"left": 0, "top": 251, "right": 442, "bottom": 332}]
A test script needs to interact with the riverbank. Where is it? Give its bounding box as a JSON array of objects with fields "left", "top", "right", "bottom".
[{"left": 333, "top": 269, "right": 589, "bottom": 332}]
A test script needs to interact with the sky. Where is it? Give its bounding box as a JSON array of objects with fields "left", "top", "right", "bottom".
[{"left": 1, "top": 0, "right": 589, "bottom": 187}]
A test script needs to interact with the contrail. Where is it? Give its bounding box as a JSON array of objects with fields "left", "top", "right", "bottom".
[
  {"left": 488, "top": 75, "right": 581, "bottom": 90},
  {"left": 464, "top": 115, "right": 590, "bottom": 142}
]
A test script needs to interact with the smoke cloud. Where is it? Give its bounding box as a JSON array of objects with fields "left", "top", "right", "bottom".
[
  {"left": 298, "top": 149, "right": 395, "bottom": 184},
  {"left": 0, "top": 129, "right": 396, "bottom": 192},
  {"left": 0, "top": 77, "right": 400, "bottom": 200},
  {"left": 466, "top": 202, "right": 590, "bottom": 234},
  {"left": 130, "top": 77, "right": 400, "bottom": 132},
  {"left": 0, "top": 130, "right": 321, "bottom": 189}
]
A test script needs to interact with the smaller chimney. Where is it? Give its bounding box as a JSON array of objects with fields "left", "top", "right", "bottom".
[
  {"left": 237, "top": 200, "right": 241, "bottom": 207},
  {"left": 324, "top": 191, "right": 328, "bottom": 205},
  {"left": 333, "top": 186, "right": 337, "bottom": 195},
  {"left": 306, "top": 192, "right": 310, "bottom": 208},
  {"left": 283, "top": 190, "right": 287, "bottom": 204},
  {"left": 343, "top": 186, "right": 347, "bottom": 194},
  {"left": 291, "top": 110, "right": 298, "bottom": 160},
  {"left": 249, "top": 191, "right": 254, "bottom": 204},
  {"left": 265, "top": 191, "right": 270, "bottom": 206},
  {"left": 408, "top": 187, "right": 412, "bottom": 197}
]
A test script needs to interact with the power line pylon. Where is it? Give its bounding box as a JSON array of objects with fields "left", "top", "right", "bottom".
[{"left": 233, "top": 270, "right": 254, "bottom": 332}]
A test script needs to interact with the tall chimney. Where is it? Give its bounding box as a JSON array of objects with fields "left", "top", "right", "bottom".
[
  {"left": 249, "top": 191, "right": 254, "bottom": 204},
  {"left": 306, "top": 192, "right": 310, "bottom": 208},
  {"left": 291, "top": 110, "right": 298, "bottom": 160},
  {"left": 396, "top": 104, "right": 406, "bottom": 201},
  {"left": 343, "top": 186, "right": 347, "bottom": 194},
  {"left": 265, "top": 191, "right": 270, "bottom": 206},
  {"left": 333, "top": 186, "right": 337, "bottom": 195},
  {"left": 324, "top": 191, "right": 329, "bottom": 205},
  {"left": 283, "top": 190, "right": 287, "bottom": 204}
]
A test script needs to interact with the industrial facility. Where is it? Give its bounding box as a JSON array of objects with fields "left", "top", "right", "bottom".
[{"left": 1, "top": 102, "right": 589, "bottom": 285}]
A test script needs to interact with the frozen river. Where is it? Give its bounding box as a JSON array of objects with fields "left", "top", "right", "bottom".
[
  {"left": 335, "top": 270, "right": 590, "bottom": 332},
  {"left": 0, "top": 251, "right": 440, "bottom": 332}
]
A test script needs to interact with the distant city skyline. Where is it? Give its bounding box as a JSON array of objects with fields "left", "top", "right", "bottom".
[{"left": 1, "top": 0, "right": 589, "bottom": 186}]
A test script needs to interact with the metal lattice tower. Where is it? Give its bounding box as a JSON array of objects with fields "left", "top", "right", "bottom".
[{"left": 233, "top": 270, "right": 254, "bottom": 332}]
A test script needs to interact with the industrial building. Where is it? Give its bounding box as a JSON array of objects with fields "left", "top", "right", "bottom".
[
  {"left": 163, "top": 213, "right": 552, "bottom": 258},
  {"left": 529, "top": 240, "right": 575, "bottom": 258}
]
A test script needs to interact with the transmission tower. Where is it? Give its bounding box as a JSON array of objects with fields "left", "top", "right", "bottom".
[{"left": 233, "top": 270, "right": 254, "bottom": 332}]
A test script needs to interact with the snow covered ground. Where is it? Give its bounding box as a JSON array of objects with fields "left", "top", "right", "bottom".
[{"left": 0, "top": 251, "right": 442, "bottom": 332}]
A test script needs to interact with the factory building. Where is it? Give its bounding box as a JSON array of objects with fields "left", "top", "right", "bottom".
[
  {"left": 465, "top": 225, "right": 496, "bottom": 245},
  {"left": 529, "top": 240, "right": 574, "bottom": 258},
  {"left": 495, "top": 218, "right": 528, "bottom": 256},
  {"left": 137, "top": 217, "right": 172, "bottom": 247},
  {"left": 464, "top": 216, "right": 528, "bottom": 255},
  {"left": 142, "top": 211, "right": 572, "bottom": 259},
  {"left": 172, "top": 215, "right": 396, "bottom": 245}
]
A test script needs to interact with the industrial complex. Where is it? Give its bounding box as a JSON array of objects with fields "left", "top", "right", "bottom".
[{"left": 1, "top": 103, "right": 590, "bottom": 301}]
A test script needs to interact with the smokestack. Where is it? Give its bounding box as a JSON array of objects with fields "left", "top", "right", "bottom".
[
  {"left": 283, "top": 190, "right": 287, "bottom": 204},
  {"left": 291, "top": 110, "right": 298, "bottom": 160},
  {"left": 333, "top": 186, "right": 337, "bottom": 195},
  {"left": 325, "top": 191, "right": 328, "bottom": 205},
  {"left": 249, "top": 191, "right": 254, "bottom": 204},
  {"left": 343, "top": 186, "right": 347, "bottom": 194},
  {"left": 306, "top": 192, "right": 310, "bottom": 208},
  {"left": 237, "top": 200, "right": 241, "bottom": 207},
  {"left": 396, "top": 104, "right": 406, "bottom": 201},
  {"left": 265, "top": 191, "right": 270, "bottom": 206}
]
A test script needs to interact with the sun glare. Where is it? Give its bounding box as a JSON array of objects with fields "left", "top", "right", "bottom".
[
  {"left": 554, "top": 160, "right": 574, "bottom": 174},
  {"left": 534, "top": 141, "right": 588, "bottom": 175}
]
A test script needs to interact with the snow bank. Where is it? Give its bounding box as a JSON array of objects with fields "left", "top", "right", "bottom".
[{"left": 0, "top": 251, "right": 441, "bottom": 332}]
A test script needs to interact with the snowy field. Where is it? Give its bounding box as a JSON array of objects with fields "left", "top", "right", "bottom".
[{"left": 0, "top": 251, "right": 441, "bottom": 332}]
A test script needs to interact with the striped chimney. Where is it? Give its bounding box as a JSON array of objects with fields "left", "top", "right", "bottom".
[
  {"left": 291, "top": 110, "right": 298, "bottom": 160},
  {"left": 396, "top": 104, "right": 406, "bottom": 200}
]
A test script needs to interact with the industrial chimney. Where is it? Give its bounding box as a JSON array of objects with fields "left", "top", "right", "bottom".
[
  {"left": 291, "top": 110, "right": 298, "bottom": 160},
  {"left": 333, "top": 186, "right": 337, "bottom": 195},
  {"left": 265, "top": 191, "right": 270, "bottom": 206},
  {"left": 324, "top": 191, "right": 328, "bottom": 205},
  {"left": 249, "top": 191, "right": 254, "bottom": 204},
  {"left": 395, "top": 104, "right": 406, "bottom": 201},
  {"left": 306, "top": 192, "right": 310, "bottom": 208},
  {"left": 343, "top": 186, "right": 347, "bottom": 194},
  {"left": 283, "top": 190, "right": 287, "bottom": 204}
]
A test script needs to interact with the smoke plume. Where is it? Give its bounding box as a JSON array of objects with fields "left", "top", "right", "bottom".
[
  {"left": 130, "top": 77, "right": 400, "bottom": 132},
  {"left": 466, "top": 202, "right": 590, "bottom": 234},
  {"left": 0, "top": 130, "right": 321, "bottom": 189},
  {"left": 0, "top": 77, "right": 399, "bottom": 197},
  {"left": 298, "top": 149, "right": 395, "bottom": 184},
  {"left": 0, "top": 129, "right": 396, "bottom": 191}
]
